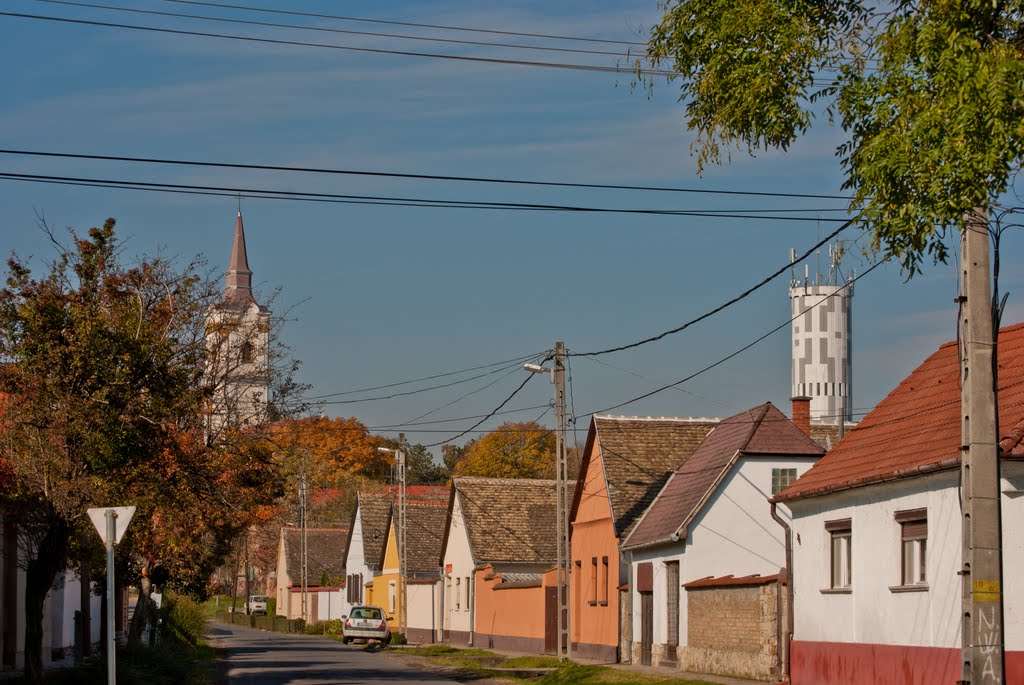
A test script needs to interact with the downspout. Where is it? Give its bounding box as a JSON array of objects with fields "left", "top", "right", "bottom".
[
  {"left": 468, "top": 574, "right": 475, "bottom": 647},
  {"left": 770, "top": 502, "right": 793, "bottom": 684}
]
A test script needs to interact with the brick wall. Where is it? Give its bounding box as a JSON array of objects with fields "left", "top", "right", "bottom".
[{"left": 677, "top": 581, "right": 783, "bottom": 680}]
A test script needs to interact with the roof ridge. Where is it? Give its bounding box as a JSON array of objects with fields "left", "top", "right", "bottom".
[
  {"left": 595, "top": 414, "right": 721, "bottom": 423},
  {"left": 455, "top": 476, "right": 557, "bottom": 485}
]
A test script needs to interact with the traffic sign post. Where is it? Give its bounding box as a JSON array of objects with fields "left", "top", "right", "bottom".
[{"left": 87, "top": 506, "right": 135, "bottom": 685}]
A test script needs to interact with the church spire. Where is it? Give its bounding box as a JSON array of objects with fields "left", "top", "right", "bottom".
[{"left": 224, "top": 211, "right": 256, "bottom": 306}]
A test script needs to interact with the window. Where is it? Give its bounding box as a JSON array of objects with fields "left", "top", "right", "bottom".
[
  {"left": 665, "top": 561, "right": 680, "bottom": 647},
  {"left": 826, "top": 518, "right": 852, "bottom": 589},
  {"left": 589, "top": 557, "right": 598, "bottom": 605},
  {"left": 896, "top": 509, "right": 927, "bottom": 586},
  {"left": 599, "top": 557, "right": 609, "bottom": 605},
  {"left": 772, "top": 468, "right": 798, "bottom": 495},
  {"left": 454, "top": 577, "right": 461, "bottom": 611},
  {"left": 388, "top": 580, "right": 396, "bottom": 613},
  {"left": 240, "top": 341, "right": 254, "bottom": 364},
  {"left": 464, "top": 576, "right": 471, "bottom": 612}
]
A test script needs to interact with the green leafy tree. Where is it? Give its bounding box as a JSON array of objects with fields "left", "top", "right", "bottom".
[
  {"left": 453, "top": 422, "right": 555, "bottom": 480},
  {"left": 641, "top": 0, "right": 1024, "bottom": 272}
]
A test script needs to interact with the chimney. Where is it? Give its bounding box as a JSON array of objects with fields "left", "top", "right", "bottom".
[{"left": 791, "top": 396, "right": 812, "bottom": 437}]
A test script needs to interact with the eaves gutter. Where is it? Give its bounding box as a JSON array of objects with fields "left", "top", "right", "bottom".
[{"left": 772, "top": 457, "right": 962, "bottom": 504}]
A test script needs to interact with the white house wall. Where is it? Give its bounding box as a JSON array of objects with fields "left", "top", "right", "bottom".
[
  {"left": 343, "top": 512, "right": 373, "bottom": 616},
  {"left": 441, "top": 493, "right": 475, "bottom": 638},
  {"left": 408, "top": 582, "right": 442, "bottom": 642},
  {"left": 631, "top": 456, "right": 818, "bottom": 648},
  {"left": 788, "top": 469, "right": 963, "bottom": 649}
]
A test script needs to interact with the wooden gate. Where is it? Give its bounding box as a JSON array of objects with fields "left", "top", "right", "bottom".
[
  {"left": 640, "top": 592, "right": 653, "bottom": 666},
  {"left": 544, "top": 586, "right": 558, "bottom": 654}
]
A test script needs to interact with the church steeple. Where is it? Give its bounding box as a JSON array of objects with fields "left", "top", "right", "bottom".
[{"left": 224, "top": 211, "right": 256, "bottom": 306}]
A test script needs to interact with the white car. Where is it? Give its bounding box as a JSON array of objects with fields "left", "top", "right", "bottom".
[
  {"left": 342, "top": 605, "right": 390, "bottom": 644},
  {"left": 247, "top": 595, "right": 269, "bottom": 615}
]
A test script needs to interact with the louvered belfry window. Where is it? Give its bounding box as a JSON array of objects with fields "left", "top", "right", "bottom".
[{"left": 896, "top": 509, "right": 927, "bottom": 585}]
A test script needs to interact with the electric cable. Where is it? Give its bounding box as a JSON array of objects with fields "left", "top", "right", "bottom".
[
  {"left": 423, "top": 372, "right": 537, "bottom": 447},
  {"left": 583, "top": 260, "right": 883, "bottom": 415},
  {"left": 303, "top": 352, "right": 541, "bottom": 400},
  {"left": 33, "top": 0, "right": 636, "bottom": 58},
  {"left": 0, "top": 172, "right": 851, "bottom": 221},
  {"left": 0, "top": 11, "right": 677, "bottom": 76},
  {"left": 163, "top": 0, "right": 647, "bottom": 47},
  {"left": 570, "top": 219, "right": 857, "bottom": 357},
  {"left": 0, "top": 149, "right": 854, "bottom": 200}
]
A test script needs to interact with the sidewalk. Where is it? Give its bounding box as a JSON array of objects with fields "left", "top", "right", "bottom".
[{"left": 608, "top": 661, "right": 768, "bottom": 685}]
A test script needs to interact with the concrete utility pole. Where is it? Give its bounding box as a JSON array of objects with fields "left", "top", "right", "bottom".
[
  {"left": 398, "top": 436, "right": 408, "bottom": 640},
  {"left": 959, "top": 208, "right": 1005, "bottom": 684},
  {"left": 553, "top": 341, "right": 570, "bottom": 661},
  {"left": 300, "top": 470, "right": 308, "bottom": 623},
  {"left": 379, "top": 437, "right": 408, "bottom": 638}
]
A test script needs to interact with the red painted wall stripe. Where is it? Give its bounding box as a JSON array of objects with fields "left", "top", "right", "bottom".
[{"left": 792, "top": 641, "right": 962, "bottom": 684}]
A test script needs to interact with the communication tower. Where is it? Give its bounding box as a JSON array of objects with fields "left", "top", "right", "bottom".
[{"left": 788, "top": 243, "right": 853, "bottom": 424}]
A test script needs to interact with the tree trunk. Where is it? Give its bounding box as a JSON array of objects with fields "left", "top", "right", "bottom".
[
  {"left": 23, "top": 516, "right": 70, "bottom": 681},
  {"left": 127, "top": 562, "right": 153, "bottom": 646}
]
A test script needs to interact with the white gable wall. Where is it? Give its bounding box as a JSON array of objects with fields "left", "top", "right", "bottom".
[
  {"left": 631, "top": 456, "right": 818, "bottom": 648},
  {"left": 343, "top": 506, "right": 373, "bottom": 617},
  {"left": 441, "top": 493, "right": 475, "bottom": 638}
]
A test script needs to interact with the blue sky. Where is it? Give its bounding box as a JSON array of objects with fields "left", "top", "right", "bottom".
[{"left": 3, "top": 0, "right": 1022, "bottom": 451}]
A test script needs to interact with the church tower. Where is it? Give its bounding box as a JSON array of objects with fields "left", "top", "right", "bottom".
[{"left": 206, "top": 211, "right": 271, "bottom": 436}]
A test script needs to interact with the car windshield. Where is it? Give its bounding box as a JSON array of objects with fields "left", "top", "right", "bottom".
[
  {"left": 351, "top": 607, "right": 383, "bottom": 620},
  {"left": 251, "top": 596, "right": 268, "bottom": 602}
]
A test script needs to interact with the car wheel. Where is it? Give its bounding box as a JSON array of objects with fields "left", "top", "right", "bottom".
[{"left": 342, "top": 637, "right": 351, "bottom": 645}]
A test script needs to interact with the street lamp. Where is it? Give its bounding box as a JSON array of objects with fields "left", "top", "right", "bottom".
[
  {"left": 525, "top": 342, "right": 570, "bottom": 661},
  {"left": 378, "top": 444, "right": 407, "bottom": 639}
]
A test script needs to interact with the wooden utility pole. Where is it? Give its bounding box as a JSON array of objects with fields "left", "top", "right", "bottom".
[
  {"left": 959, "top": 208, "right": 1005, "bottom": 684},
  {"left": 553, "top": 341, "right": 570, "bottom": 660}
]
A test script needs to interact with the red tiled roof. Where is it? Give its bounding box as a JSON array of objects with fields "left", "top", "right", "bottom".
[
  {"left": 776, "top": 322, "right": 1024, "bottom": 501},
  {"left": 683, "top": 574, "right": 780, "bottom": 589},
  {"left": 623, "top": 403, "right": 823, "bottom": 550}
]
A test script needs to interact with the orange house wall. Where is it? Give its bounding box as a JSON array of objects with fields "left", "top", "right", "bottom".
[
  {"left": 570, "top": 439, "right": 620, "bottom": 661},
  {"left": 474, "top": 567, "right": 546, "bottom": 643}
]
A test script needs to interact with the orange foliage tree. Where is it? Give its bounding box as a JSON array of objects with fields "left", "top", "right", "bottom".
[{"left": 453, "top": 421, "right": 555, "bottom": 479}]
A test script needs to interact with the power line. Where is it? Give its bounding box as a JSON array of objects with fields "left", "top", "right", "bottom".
[
  {"left": 0, "top": 11, "right": 674, "bottom": 76},
  {"left": 570, "top": 219, "right": 857, "bottom": 357},
  {"left": 583, "top": 260, "right": 883, "bottom": 415},
  {"left": 313, "top": 360, "right": 533, "bottom": 406},
  {"left": 424, "top": 372, "right": 538, "bottom": 447},
  {"left": 162, "top": 0, "right": 647, "bottom": 47},
  {"left": 0, "top": 172, "right": 851, "bottom": 222},
  {"left": 395, "top": 365, "right": 535, "bottom": 427},
  {"left": 0, "top": 149, "right": 854, "bottom": 200},
  {"left": 372, "top": 403, "right": 550, "bottom": 429},
  {"left": 303, "top": 352, "right": 541, "bottom": 400},
  {"left": 34, "top": 0, "right": 635, "bottom": 58}
]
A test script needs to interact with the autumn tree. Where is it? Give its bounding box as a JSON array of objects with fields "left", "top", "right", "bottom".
[
  {"left": 0, "top": 220, "right": 284, "bottom": 677},
  {"left": 453, "top": 421, "right": 556, "bottom": 479},
  {"left": 641, "top": 0, "right": 1024, "bottom": 272}
]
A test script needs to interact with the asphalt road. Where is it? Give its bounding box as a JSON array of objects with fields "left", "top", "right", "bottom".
[{"left": 208, "top": 623, "right": 458, "bottom": 685}]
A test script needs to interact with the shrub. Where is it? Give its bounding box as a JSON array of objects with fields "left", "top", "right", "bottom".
[{"left": 161, "top": 593, "right": 207, "bottom": 647}]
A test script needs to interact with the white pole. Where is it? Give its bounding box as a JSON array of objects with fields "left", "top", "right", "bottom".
[{"left": 105, "top": 509, "right": 117, "bottom": 685}]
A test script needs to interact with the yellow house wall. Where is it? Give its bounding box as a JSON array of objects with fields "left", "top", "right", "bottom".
[{"left": 369, "top": 520, "right": 403, "bottom": 626}]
